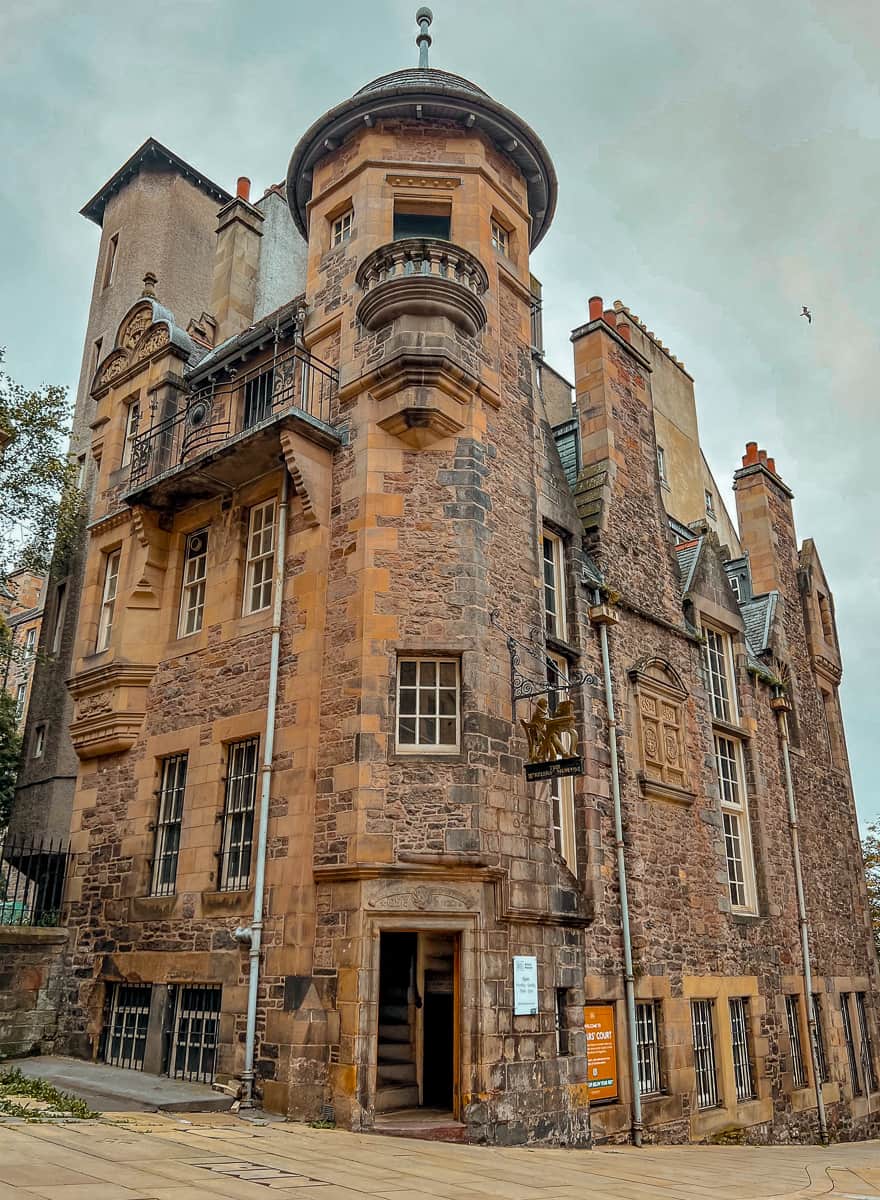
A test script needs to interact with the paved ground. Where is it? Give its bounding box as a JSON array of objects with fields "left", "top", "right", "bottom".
[
  {"left": 1, "top": 1113, "right": 880, "bottom": 1200},
  {"left": 11, "top": 1057, "right": 233, "bottom": 1113}
]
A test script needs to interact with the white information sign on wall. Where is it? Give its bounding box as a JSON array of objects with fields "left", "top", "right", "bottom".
[{"left": 513, "top": 955, "right": 539, "bottom": 1015}]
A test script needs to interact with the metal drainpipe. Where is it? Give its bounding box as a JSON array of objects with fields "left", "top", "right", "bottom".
[
  {"left": 240, "top": 469, "right": 290, "bottom": 1108},
  {"left": 594, "top": 595, "right": 643, "bottom": 1146},
  {"left": 773, "top": 691, "right": 828, "bottom": 1144}
]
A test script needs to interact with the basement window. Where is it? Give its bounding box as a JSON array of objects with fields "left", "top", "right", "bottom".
[
  {"left": 168, "top": 984, "right": 221, "bottom": 1083},
  {"left": 102, "top": 983, "right": 152, "bottom": 1071}
]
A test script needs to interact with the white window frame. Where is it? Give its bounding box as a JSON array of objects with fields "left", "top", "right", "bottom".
[
  {"left": 121, "top": 399, "right": 140, "bottom": 468},
  {"left": 15, "top": 683, "right": 27, "bottom": 720},
  {"left": 729, "top": 997, "right": 755, "bottom": 1101},
  {"left": 491, "top": 218, "right": 509, "bottom": 256},
  {"left": 729, "top": 574, "right": 741, "bottom": 602},
  {"left": 332, "top": 209, "right": 353, "bottom": 247},
  {"left": 23, "top": 627, "right": 36, "bottom": 660},
  {"left": 395, "top": 658, "right": 460, "bottom": 754},
  {"left": 243, "top": 500, "right": 276, "bottom": 616},
  {"left": 151, "top": 753, "right": 187, "bottom": 897},
  {"left": 703, "top": 625, "right": 737, "bottom": 723},
  {"left": 97, "top": 549, "right": 121, "bottom": 651},
  {"left": 547, "top": 651, "right": 576, "bottom": 870},
  {"left": 656, "top": 444, "right": 667, "bottom": 483},
  {"left": 636, "top": 1000, "right": 663, "bottom": 1096},
  {"left": 691, "top": 999, "right": 720, "bottom": 1109},
  {"left": 102, "top": 232, "right": 119, "bottom": 290},
  {"left": 705, "top": 488, "right": 715, "bottom": 515},
  {"left": 178, "top": 530, "right": 209, "bottom": 638},
  {"left": 542, "top": 530, "right": 567, "bottom": 641},
  {"left": 714, "top": 733, "right": 757, "bottom": 913},
  {"left": 219, "top": 737, "right": 260, "bottom": 891},
  {"left": 51, "top": 582, "right": 67, "bottom": 654},
  {"left": 32, "top": 723, "right": 46, "bottom": 759}
]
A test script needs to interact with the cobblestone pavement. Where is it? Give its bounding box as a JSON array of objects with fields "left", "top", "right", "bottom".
[{"left": 1, "top": 1114, "right": 880, "bottom": 1200}]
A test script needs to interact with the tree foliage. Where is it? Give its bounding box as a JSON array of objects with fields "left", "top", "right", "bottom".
[
  {"left": 0, "top": 350, "right": 75, "bottom": 576},
  {"left": 862, "top": 820, "right": 880, "bottom": 958},
  {"left": 0, "top": 690, "right": 20, "bottom": 829}
]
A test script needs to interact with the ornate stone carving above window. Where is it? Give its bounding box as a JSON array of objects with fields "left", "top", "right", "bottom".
[{"left": 629, "top": 657, "right": 695, "bottom": 804}]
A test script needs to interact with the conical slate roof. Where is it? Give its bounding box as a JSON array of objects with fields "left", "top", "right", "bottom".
[{"left": 286, "top": 65, "right": 556, "bottom": 249}]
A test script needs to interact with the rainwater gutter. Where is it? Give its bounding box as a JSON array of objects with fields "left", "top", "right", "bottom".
[
  {"left": 591, "top": 595, "right": 643, "bottom": 1146},
  {"left": 240, "top": 468, "right": 290, "bottom": 1108},
  {"left": 772, "top": 688, "right": 828, "bottom": 1144}
]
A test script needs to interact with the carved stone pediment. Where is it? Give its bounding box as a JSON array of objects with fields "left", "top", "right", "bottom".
[
  {"left": 368, "top": 887, "right": 469, "bottom": 911},
  {"left": 92, "top": 297, "right": 194, "bottom": 396},
  {"left": 628, "top": 657, "right": 694, "bottom": 803},
  {"left": 67, "top": 661, "right": 156, "bottom": 760}
]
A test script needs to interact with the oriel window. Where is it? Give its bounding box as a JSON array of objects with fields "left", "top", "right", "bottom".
[
  {"left": 244, "top": 500, "right": 276, "bottom": 615},
  {"left": 219, "top": 737, "right": 259, "bottom": 891},
  {"left": 179, "top": 530, "right": 209, "bottom": 637},
  {"left": 97, "top": 549, "right": 121, "bottom": 651},
  {"left": 151, "top": 754, "right": 187, "bottom": 896},
  {"left": 396, "top": 658, "right": 460, "bottom": 752}
]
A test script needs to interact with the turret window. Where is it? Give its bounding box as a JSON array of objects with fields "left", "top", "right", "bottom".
[
  {"left": 491, "top": 219, "right": 509, "bottom": 256},
  {"left": 396, "top": 658, "right": 460, "bottom": 752},
  {"left": 332, "top": 209, "right": 353, "bottom": 246},
  {"left": 393, "top": 201, "right": 451, "bottom": 242}
]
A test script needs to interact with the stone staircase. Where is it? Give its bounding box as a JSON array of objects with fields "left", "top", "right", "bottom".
[{"left": 376, "top": 991, "right": 418, "bottom": 1112}]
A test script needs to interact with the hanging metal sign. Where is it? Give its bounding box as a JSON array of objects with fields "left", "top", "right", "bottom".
[{"left": 521, "top": 695, "right": 583, "bottom": 781}]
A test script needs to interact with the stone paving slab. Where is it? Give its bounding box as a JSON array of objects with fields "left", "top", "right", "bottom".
[{"left": 1, "top": 1115, "right": 880, "bottom": 1199}]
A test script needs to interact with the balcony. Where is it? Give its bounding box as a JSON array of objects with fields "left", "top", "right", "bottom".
[
  {"left": 124, "top": 343, "right": 340, "bottom": 508},
  {"left": 356, "top": 238, "right": 488, "bottom": 336}
]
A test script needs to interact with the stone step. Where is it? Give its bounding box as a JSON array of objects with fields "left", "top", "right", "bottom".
[
  {"left": 375, "top": 1084, "right": 420, "bottom": 1113},
  {"left": 377, "top": 1062, "right": 417, "bottom": 1085},
  {"left": 379, "top": 1005, "right": 409, "bottom": 1023},
  {"left": 379, "top": 1023, "right": 411, "bottom": 1043},
  {"left": 378, "top": 1041, "right": 414, "bottom": 1064}
]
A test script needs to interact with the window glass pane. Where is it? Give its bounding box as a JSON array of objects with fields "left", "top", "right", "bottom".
[
  {"left": 419, "top": 660, "right": 436, "bottom": 687},
  {"left": 398, "top": 717, "right": 416, "bottom": 744},
  {"left": 399, "top": 660, "right": 417, "bottom": 687},
  {"left": 439, "top": 718, "right": 457, "bottom": 744},
  {"left": 399, "top": 688, "right": 417, "bottom": 715},
  {"left": 439, "top": 661, "right": 457, "bottom": 687},
  {"left": 439, "top": 688, "right": 457, "bottom": 716},
  {"left": 419, "top": 718, "right": 437, "bottom": 744}
]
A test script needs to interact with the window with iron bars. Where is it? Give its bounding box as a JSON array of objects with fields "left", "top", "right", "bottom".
[
  {"left": 219, "top": 738, "right": 259, "bottom": 891},
  {"left": 811, "top": 994, "right": 829, "bottom": 1083},
  {"left": 729, "top": 997, "right": 756, "bottom": 1101},
  {"left": 102, "top": 983, "right": 151, "bottom": 1071},
  {"left": 691, "top": 999, "right": 719, "bottom": 1109},
  {"left": 169, "top": 984, "right": 221, "bottom": 1083},
  {"left": 785, "top": 994, "right": 807, "bottom": 1090},
  {"left": 856, "top": 992, "right": 878, "bottom": 1092},
  {"left": 636, "top": 1001, "right": 663, "bottom": 1096},
  {"left": 841, "top": 992, "right": 863, "bottom": 1095},
  {"left": 150, "top": 754, "right": 187, "bottom": 896},
  {"left": 242, "top": 368, "right": 275, "bottom": 430}
]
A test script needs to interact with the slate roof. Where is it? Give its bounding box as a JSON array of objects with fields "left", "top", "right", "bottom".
[
  {"left": 356, "top": 68, "right": 488, "bottom": 99},
  {"left": 674, "top": 536, "right": 703, "bottom": 594},
  {"left": 739, "top": 593, "right": 778, "bottom": 655}
]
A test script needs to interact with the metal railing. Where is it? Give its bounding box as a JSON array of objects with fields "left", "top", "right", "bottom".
[
  {"left": 356, "top": 237, "right": 489, "bottom": 297},
  {"left": 128, "top": 343, "right": 339, "bottom": 491},
  {"left": 0, "top": 833, "right": 70, "bottom": 927}
]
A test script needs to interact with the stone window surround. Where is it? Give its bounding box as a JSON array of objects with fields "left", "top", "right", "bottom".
[
  {"left": 541, "top": 526, "right": 568, "bottom": 643},
  {"left": 394, "top": 654, "right": 461, "bottom": 755},
  {"left": 96, "top": 544, "right": 123, "bottom": 652},
  {"left": 329, "top": 201, "right": 354, "bottom": 249}
]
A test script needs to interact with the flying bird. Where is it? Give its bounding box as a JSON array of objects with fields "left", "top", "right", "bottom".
[{"left": 801, "top": 306, "right": 812, "bottom": 324}]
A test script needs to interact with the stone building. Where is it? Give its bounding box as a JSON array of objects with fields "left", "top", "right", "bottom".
[
  {"left": 13, "top": 12, "right": 878, "bottom": 1146},
  {"left": 1, "top": 568, "right": 46, "bottom": 734}
]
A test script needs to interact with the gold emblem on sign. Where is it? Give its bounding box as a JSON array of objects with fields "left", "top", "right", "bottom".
[{"left": 521, "top": 697, "right": 579, "bottom": 763}]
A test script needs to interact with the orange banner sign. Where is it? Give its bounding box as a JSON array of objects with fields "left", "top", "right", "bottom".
[{"left": 584, "top": 1004, "right": 618, "bottom": 1101}]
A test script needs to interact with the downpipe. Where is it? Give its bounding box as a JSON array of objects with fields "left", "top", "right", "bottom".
[
  {"left": 594, "top": 596, "right": 643, "bottom": 1146},
  {"left": 240, "top": 470, "right": 289, "bottom": 1108},
  {"left": 773, "top": 690, "right": 828, "bottom": 1144}
]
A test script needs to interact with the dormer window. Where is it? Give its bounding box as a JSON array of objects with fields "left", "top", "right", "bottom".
[{"left": 332, "top": 209, "right": 353, "bottom": 247}]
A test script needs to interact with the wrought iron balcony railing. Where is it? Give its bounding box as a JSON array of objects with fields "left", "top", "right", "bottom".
[
  {"left": 127, "top": 343, "right": 339, "bottom": 493},
  {"left": 356, "top": 237, "right": 489, "bottom": 336}
]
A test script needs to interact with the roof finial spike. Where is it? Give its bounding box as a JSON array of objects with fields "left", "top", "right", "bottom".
[{"left": 416, "top": 7, "right": 433, "bottom": 68}]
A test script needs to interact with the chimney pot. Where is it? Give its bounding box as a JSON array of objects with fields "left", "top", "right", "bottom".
[
  {"left": 603, "top": 309, "right": 617, "bottom": 328},
  {"left": 743, "top": 441, "right": 759, "bottom": 466},
  {"left": 758, "top": 449, "right": 768, "bottom": 464},
  {"left": 767, "top": 457, "right": 776, "bottom": 474},
  {"left": 236, "top": 176, "right": 251, "bottom": 201},
  {"left": 588, "top": 296, "right": 604, "bottom": 322},
  {"left": 617, "top": 322, "right": 631, "bottom": 343}
]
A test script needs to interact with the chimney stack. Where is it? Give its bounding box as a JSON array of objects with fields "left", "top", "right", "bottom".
[
  {"left": 733, "top": 442, "right": 796, "bottom": 597},
  {"left": 210, "top": 175, "right": 264, "bottom": 344}
]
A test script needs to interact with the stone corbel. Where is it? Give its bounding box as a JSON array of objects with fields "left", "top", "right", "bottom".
[
  {"left": 279, "top": 429, "right": 330, "bottom": 527},
  {"left": 129, "top": 505, "right": 171, "bottom": 607},
  {"left": 68, "top": 661, "right": 157, "bottom": 759}
]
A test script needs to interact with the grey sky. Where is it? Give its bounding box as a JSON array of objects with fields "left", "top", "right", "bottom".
[{"left": 1, "top": 0, "right": 877, "bottom": 824}]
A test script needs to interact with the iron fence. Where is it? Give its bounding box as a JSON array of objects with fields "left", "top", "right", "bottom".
[
  {"left": 128, "top": 343, "right": 339, "bottom": 491},
  {"left": 0, "top": 833, "right": 70, "bottom": 927}
]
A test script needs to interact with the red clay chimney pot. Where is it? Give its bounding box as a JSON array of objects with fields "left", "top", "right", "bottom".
[
  {"left": 743, "top": 441, "right": 759, "bottom": 467},
  {"left": 603, "top": 309, "right": 617, "bottom": 328},
  {"left": 758, "top": 449, "right": 768, "bottom": 464},
  {"left": 588, "top": 296, "right": 604, "bottom": 322},
  {"left": 767, "top": 457, "right": 776, "bottom": 474},
  {"left": 617, "top": 322, "right": 631, "bottom": 343},
  {"left": 236, "top": 176, "right": 251, "bottom": 201}
]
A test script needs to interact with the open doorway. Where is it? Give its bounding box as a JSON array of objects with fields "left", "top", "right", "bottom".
[{"left": 377, "top": 931, "right": 458, "bottom": 1116}]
